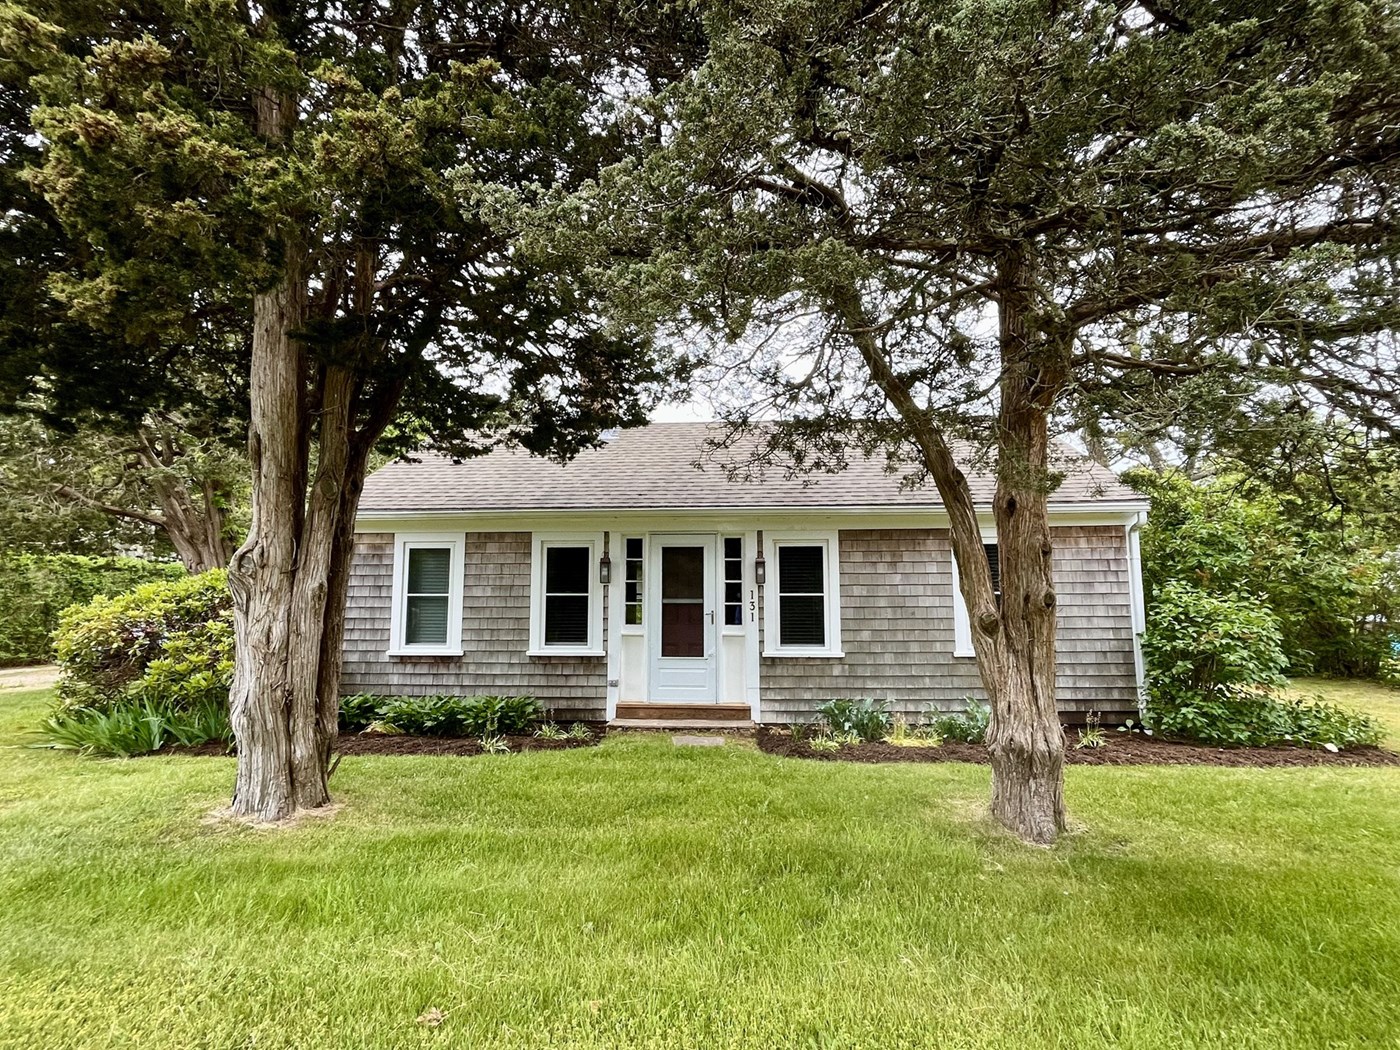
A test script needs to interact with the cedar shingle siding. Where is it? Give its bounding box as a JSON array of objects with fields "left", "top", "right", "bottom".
[
  {"left": 342, "top": 531, "right": 607, "bottom": 721},
  {"left": 344, "top": 525, "right": 1138, "bottom": 723},
  {"left": 758, "top": 526, "right": 1137, "bottom": 722}
]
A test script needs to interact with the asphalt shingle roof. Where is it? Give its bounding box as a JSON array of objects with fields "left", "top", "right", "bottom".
[{"left": 359, "top": 422, "right": 1141, "bottom": 513}]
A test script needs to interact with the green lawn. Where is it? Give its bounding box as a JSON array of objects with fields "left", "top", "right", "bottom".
[{"left": 2, "top": 687, "right": 1399, "bottom": 1049}]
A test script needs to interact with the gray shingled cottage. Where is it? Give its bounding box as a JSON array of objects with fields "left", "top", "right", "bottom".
[{"left": 343, "top": 423, "right": 1149, "bottom": 726}]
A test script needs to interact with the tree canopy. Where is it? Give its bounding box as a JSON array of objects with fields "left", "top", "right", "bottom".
[{"left": 514, "top": 0, "right": 1400, "bottom": 841}]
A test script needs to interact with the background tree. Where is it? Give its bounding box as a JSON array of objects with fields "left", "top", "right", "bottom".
[
  {"left": 12, "top": 0, "right": 682, "bottom": 821},
  {"left": 0, "top": 407, "right": 247, "bottom": 571},
  {"left": 519, "top": 0, "right": 1400, "bottom": 841}
]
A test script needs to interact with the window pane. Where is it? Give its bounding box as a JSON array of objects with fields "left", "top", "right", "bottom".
[
  {"left": 626, "top": 537, "right": 643, "bottom": 560},
  {"left": 724, "top": 580, "right": 742, "bottom": 605},
  {"left": 407, "top": 547, "right": 451, "bottom": 595},
  {"left": 625, "top": 603, "right": 642, "bottom": 626},
  {"left": 724, "top": 537, "right": 741, "bottom": 560},
  {"left": 405, "top": 595, "right": 450, "bottom": 645},
  {"left": 544, "top": 595, "right": 589, "bottom": 645},
  {"left": 625, "top": 580, "right": 641, "bottom": 605},
  {"left": 661, "top": 547, "right": 704, "bottom": 600},
  {"left": 724, "top": 604, "right": 743, "bottom": 627},
  {"left": 778, "top": 545, "right": 823, "bottom": 594},
  {"left": 779, "top": 595, "right": 826, "bottom": 646},
  {"left": 661, "top": 602, "right": 704, "bottom": 657},
  {"left": 545, "top": 546, "right": 589, "bottom": 594}
]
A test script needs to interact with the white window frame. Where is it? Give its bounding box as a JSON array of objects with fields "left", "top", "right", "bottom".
[
  {"left": 528, "top": 532, "right": 606, "bottom": 657},
  {"left": 951, "top": 528, "right": 998, "bottom": 658},
  {"left": 388, "top": 533, "right": 465, "bottom": 657},
  {"left": 762, "top": 531, "right": 843, "bottom": 658}
]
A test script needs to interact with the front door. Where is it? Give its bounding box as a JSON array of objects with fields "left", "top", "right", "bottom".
[{"left": 649, "top": 535, "right": 718, "bottom": 703}]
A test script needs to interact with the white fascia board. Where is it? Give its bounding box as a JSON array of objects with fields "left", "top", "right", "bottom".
[{"left": 355, "top": 502, "right": 1150, "bottom": 533}]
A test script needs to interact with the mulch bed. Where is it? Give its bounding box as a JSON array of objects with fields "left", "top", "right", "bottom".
[
  {"left": 756, "top": 726, "right": 1400, "bottom": 768},
  {"left": 166, "top": 728, "right": 604, "bottom": 758}
]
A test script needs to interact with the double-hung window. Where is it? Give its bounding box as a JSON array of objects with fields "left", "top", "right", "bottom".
[
  {"left": 762, "top": 532, "right": 842, "bottom": 657},
  {"left": 389, "top": 534, "right": 464, "bottom": 656},
  {"left": 529, "top": 533, "right": 604, "bottom": 656},
  {"left": 952, "top": 537, "right": 999, "bottom": 657}
]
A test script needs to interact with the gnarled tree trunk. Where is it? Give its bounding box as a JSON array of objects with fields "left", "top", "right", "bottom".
[
  {"left": 979, "top": 249, "right": 1068, "bottom": 842},
  {"left": 835, "top": 254, "right": 1070, "bottom": 844}
]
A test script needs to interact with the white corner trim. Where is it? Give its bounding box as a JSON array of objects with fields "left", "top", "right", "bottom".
[
  {"left": 761, "top": 529, "right": 843, "bottom": 658},
  {"left": 387, "top": 532, "right": 465, "bottom": 656},
  {"left": 528, "top": 531, "right": 606, "bottom": 656},
  {"left": 1127, "top": 510, "right": 1149, "bottom": 711}
]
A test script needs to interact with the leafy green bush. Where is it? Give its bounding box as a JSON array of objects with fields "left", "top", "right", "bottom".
[
  {"left": 52, "top": 570, "right": 232, "bottom": 714},
  {"left": 1128, "top": 469, "right": 1400, "bottom": 680},
  {"left": 924, "top": 699, "right": 990, "bottom": 744},
  {"left": 0, "top": 554, "right": 186, "bottom": 666},
  {"left": 339, "top": 693, "right": 385, "bottom": 732},
  {"left": 1142, "top": 581, "right": 1288, "bottom": 709},
  {"left": 38, "top": 695, "right": 231, "bottom": 758},
  {"left": 1149, "top": 692, "right": 1380, "bottom": 749},
  {"left": 341, "top": 694, "right": 542, "bottom": 737},
  {"left": 815, "top": 698, "right": 890, "bottom": 742},
  {"left": 1143, "top": 582, "right": 1380, "bottom": 748}
]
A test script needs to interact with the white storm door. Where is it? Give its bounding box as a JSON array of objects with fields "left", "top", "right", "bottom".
[{"left": 648, "top": 535, "right": 718, "bottom": 703}]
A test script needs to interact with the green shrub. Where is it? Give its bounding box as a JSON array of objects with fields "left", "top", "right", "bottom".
[
  {"left": 1143, "top": 582, "right": 1380, "bottom": 748},
  {"left": 339, "top": 693, "right": 385, "bottom": 731},
  {"left": 345, "top": 694, "right": 542, "bottom": 737},
  {"left": 1142, "top": 581, "right": 1289, "bottom": 711},
  {"left": 1149, "top": 691, "right": 1380, "bottom": 749},
  {"left": 815, "top": 698, "right": 890, "bottom": 742},
  {"left": 52, "top": 570, "right": 232, "bottom": 713},
  {"left": 924, "top": 699, "right": 990, "bottom": 744},
  {"left": 38, "top": 695, "right": 231, "bottom": 758},
  {"left": 0, "top": 554, "right": 186, "bottom": 666}
]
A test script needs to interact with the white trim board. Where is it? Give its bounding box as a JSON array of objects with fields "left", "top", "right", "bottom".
[{"left": 356, "top": 503, "right": 1149, "bottom": 534}]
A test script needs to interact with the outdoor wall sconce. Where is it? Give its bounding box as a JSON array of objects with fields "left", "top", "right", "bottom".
[
  {"left": 754, "top": 550, "right": 766, "bottom": 585},
  {"left": 599, "top": 552, "right": 612, "bottom": 585}
]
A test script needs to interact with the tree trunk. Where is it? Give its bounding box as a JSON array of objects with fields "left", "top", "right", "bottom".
[
  {"left": 226, "top": 88, "right": 403, "bottom": 819},
  {"left": 832, "top": 258, "right": 1069, "bottom": 844},
  {"left": 227, "top": 84, "right": 318, "bottom": 821},
  {"left": 982, "top": 248, "right": 1069, "bottom": 844}
]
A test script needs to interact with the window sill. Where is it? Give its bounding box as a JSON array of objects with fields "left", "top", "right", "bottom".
[
  {"left": 527, "top": 648, "right": 605, "bottom": 658},
  {"left": 387, "top": 648, "right": 463, "bottom": 658},
  {"left": 953, "top": 648, "right": 976, "bottom": 659},
  {"left": 762, "top": 648, "right": 845, "bottom": 659}
]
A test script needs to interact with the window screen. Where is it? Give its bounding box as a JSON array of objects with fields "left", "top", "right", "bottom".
[
  {"left": 543, "top": 546, "right": 590, "bottom": 646},
  {"left": 777, "top": 544, "right": 826, "bottom": 647},
  {"left": 404, "top": 547, "right": 452, "bottom": 646}
]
